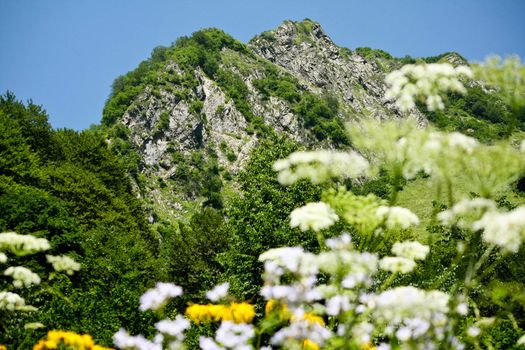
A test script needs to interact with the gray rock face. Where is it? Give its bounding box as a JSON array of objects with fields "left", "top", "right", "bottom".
[
  {"left": 249, "top": 20, "right": 425, "bottom": 122},
  {"left": 116, "top": 19, "right": 430, "bottom": 221}
]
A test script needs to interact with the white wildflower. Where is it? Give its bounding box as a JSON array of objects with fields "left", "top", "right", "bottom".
[
  {"left": 206, "top": 282, "right": 230, "bottom": 302},
  {"left": 385, "top": 63, "right": 472, "bottom": 112},
  {"left": 376, "top": 206, "right": 419, "bottom": 230},
  {"left": 438, "top": 198, "right": 497, "bottom": 228},
  {"left": 325, "top": 232, "right": 352, "bottom": 250},
  {"left": 326, "top": 295, "right": 351, "bottom": 316},
  {"left": 517, "top": 334, "right": 525, "bottom": 345},
  {"left": 365, "top": 287, "right": 450, "bottom": 344},
  {"left": 46, "top": 255, "right": 81, "bottom": 275},
  {"left": 447, "top": 132, "right": 478, "bottom": 154},
  {"left": 215, "top": 321, "right": 254, "bottom": 349},
  {"left": 0, "top": 232, "right": 50, "bottom": 256},
  {"left": 155, "top": 315, "right": 190, "bottom": 338},
  {"left": 379, "top": 257, "right": 416, "bottom": 274},
  {"left": 199, "top": 337, "right": 223, "bottom": 350},
  {"left": 113, "top": 328, "right": 161, "bottom": 350},
  {"left": 473, "top": 206, "right": 525, "bottom": 253},
  {"left": 0, "top": 291, "right": 26, "bottom": 311},
  {"left": 352, "top": 321, "right": 374, "bottom": 345},
  {"left": 0, "top": 252, "right": 7, "bottom": 263},
  {"left": 391, "top": 241, "right": 430, "bottom": 260},
  {"left": 4, "top": 266, "right": 41, "bottom": 288},
  {"left": 467, "top": 326, "right": 481, "bottom": 338},
  {"left": 456, "top": 303, "right": 469, "bottom": 316},
  {"left": 290, "top": 202, "right": 339, "bottom": 232},
  {"left": 270, "top": 319, "right": 332, "bottom": 347},
  {"left": 139, "top": 282, "right": 183, "bottom": 311},
  {"left": 273, "top": 150, "right": 369, "bottom": 185}
]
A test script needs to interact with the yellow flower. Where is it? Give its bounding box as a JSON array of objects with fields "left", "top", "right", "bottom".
[
  {"left": 33, "top": 330, "right": 113, "bottom": 350},
  {"left": 229, "top": 302, "right": 255, "bottom": 323},
  {"left": 186, "top": 302, "right": 255, "bottom": 324},
  {"left": 362, "top": 343, "right": 376, "bottom": 350},
  {"left": 303, "top": 339, "right": 320, "bottom": 350},
  {"left": 265, "top": 299, "right": 291, "bottom": 321},
  {"left": 293, "top": 312, "right": 325, "bottom": 326},
  {"left": 0, "top": 345, "right": 8, "bottom": 350}
]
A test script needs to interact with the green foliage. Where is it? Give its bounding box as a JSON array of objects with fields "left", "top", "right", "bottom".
[
  {"left": 170, "top": 149, "right": 224, "bottom": 209},
  {"left": 253, "top": 65, "right": 349, "bottom": 145},
  {"left": 0, "top": 94, "right": 160, "bottom": 346},
  {"left": 102, "top": 28, "right": 249, "bottom": 126},
  {"left": 156, "top": 208, "right": 228, "bottom": 305},
  {"left": 221, "top": 136, "right": 325, "bottom": 300},
  {"left": 423, "top": 86, "right": 515, "bottom": 142},
  {"left": 355, "top": 47, "right": 394, "bottom": 61}
]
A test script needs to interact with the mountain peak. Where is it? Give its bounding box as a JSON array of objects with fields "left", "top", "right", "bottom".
[{"left": 250, "top": 18, "right": 329, "bottom": 47}]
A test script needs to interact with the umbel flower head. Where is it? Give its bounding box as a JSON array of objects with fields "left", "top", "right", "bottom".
[
  {"left": 0, "top": 232, "right": 50, "bottom": 256},
  {"left": 139, "top": 282, "right": 183, "bottom": 311},
  {"left": 290, "top": 202, "right": 339, "bottom": 232},
  {"left": 385, "top": 63, "right": 472, "bottom": 111}
]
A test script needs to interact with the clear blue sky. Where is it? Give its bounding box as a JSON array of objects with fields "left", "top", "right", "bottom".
[{"left": 1, "top": 0, "right": 524, "bottom": 130}]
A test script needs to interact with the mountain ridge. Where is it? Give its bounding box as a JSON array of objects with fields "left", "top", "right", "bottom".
[{"left": 100, "top": 19, "right": 462, "bottom": 223}]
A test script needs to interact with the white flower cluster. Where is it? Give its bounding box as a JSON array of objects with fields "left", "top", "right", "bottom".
[
  {"left": 473, "top": 206, "right": 525, "bottom": 253},
  {"left": 259, "top": 247, "right": 320, "bottom": 307},
  {"left": 385, "top": 63, "right": 473, "bottom": 111},
  {"left": 114, "top": 329, "right": 161, "bottom": 350},
  {"left": 0, "top": 232, "right": 50, "bottom": 256},
  {"left": 200, "top": 321, "right": 254, "bottom": 350},
  {"left": 206, "top": 282, "right": 230, "bottom": 302},
  {"left": 362, "top": 286, "right": 452, "bottom": 345},
  {"left": 290, "top": 202, "right": 339, "bottom": 232},
  {"left": 375, "top": 206, "right": 420, "bottom": 230},
  {"left": 271, "top": 319, "right": 332, "bottom": 348},
  {"left": 4, "top": 266, "right": 41, "bottom": 288},
  {"left": 396, "top": 130, "right": 479, "bottom": 180},
  {"left": 391, "top": 241, "right": 430, "bottom": 260},
  {"left": 46, "top": 255, "right": 81, "bottom": 275},
  {"left": 379, "top": 257, "right": 416, "bottom": 274},
  {"left": 0, "top": 291, "right": 26, "bottom": 311},
  {"left": 139, "top": 282, "right": 183, "bottom": 311},
  {"left": 273, "top": 150, "right": 369, "bottom": 185},
  {"left": 437, "top": 198, "right": 497, "bottom": 229},
  {"left": 115, "top": 284, "right": 189, "bottom": 350},
  {"left": 0, "top": 252, "right": 7, "bottom": 263},
  {"left": 155, "top": 315, "right": 191, "bottom": 350}
]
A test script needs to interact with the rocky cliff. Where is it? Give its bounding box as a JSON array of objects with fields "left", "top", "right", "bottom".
[{"left": 102, "top": 19, "right": 434, "bottom": 222}]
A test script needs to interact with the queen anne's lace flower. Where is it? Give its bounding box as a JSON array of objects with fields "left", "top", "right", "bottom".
[
  {"left": 0, "top": 291, "right": 26, "bottom": 311},
  {"left": 473, "top": 206, "right": 525, "bottom": 253},
  {"left": 215, "top": 321, "right": 254, "bottom": 349},
  {"left": 155, "top": 315, "right": 190, "bottom": 339},
  {"left": 376, "top": 206, "right": 419, "bottom": 230},
  {"left": 206, "top": 282, "right": 230, "bottom": 302},
  {"left": 0, "top": 232, "right": 50, "bottom": 256},
  {"left": 385, "top": 63, "right": 472, "bottom": 112},
  {"left": 273, "top": 150, "right": 369, "bottom": 185},
  {"left": 139, "top": 282, "right": 183, "bottom": 311},
  {"left": 438, "top": 198, "right": 497, "bottom": 229},
  {"left": 363, "top": 287, "right": 451, "bottom": 345},
  {"left": 46, "top": 255, "right": 81, "bottom": 275},
  {"left": 379, "top": 257, "right": 417, "bottom": 274},
  {"left": 290, "top": 202, "right": 339, "bottom": 232},
  {"left": 113, "top": 328, "right": 161, "bottom": 350},
  {"left": 391, "top": 241, "right": 430, "bottom": 261},
  {"left": 4, "top": 266, "right": 41, "bottom": 288}
]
